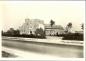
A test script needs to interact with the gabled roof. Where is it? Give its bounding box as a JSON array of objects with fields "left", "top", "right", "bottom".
[{"left": 45, "top": 24, "right": 64, "bottom": 30}]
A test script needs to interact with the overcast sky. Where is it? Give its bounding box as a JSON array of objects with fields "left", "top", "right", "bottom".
[{"left": 1, "top": 1, "right": 85, "bottom": 31}]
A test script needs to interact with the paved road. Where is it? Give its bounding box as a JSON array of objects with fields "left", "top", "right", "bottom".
[{"left": 2, "top": 36, "right": 83, "bottom": 58}]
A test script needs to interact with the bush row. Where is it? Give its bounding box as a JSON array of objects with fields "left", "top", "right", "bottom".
[
  {"left": 2, "top": 34, "right": 46, "bottom": 39},
  {"left": 62, "top": 33, "right": 83, "bottom": 41}
]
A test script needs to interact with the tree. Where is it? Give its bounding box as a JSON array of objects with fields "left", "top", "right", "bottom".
[
  {"left": 6, "top": 28, "right": 15, "bottom": 35},
  {"left": 81, "top": 23, "right": 84, "bottom": 30},
  {"left": 6, "top": 28, "right": 20, "bottom": 36},
  {"left": 2, "top": 30, "right": 4, "bottom": 35},
  {"left": 50, "top": 19, "right": 55, "bottom": 36},
  {"left": 67, "top": 22, "right": 72, "bottom": 28},
  {"left": 65, "top": 22, "right": 72, "bottom": 33},
  {"left": 14, "top": 29, "right": 20, "bottom": 35},
  {"left": 35, "top": 28, "right": 45, "bottom": 38},
  {"left": 50, "top": 19, "right": 55, "bottom": 27}
]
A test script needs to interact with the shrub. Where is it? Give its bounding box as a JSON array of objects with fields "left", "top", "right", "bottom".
[{"left": 62, "top": 33, "right": 83, "bottom": 41}]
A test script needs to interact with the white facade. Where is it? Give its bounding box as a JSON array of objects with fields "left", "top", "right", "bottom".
[
  {"left": 19, "top": 18, "right": 44, "bottom": 35},
  {"left": 45, "top": 24, "right": 64, "bottom": 36}
]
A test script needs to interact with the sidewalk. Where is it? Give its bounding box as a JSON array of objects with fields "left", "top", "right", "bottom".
[{"left": 2, "top": 36, "right": 83, "bottom": 46}]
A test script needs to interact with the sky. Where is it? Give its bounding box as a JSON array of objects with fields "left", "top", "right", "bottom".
[{"left": 1, "top": 1, "right": 85, "bottom": 31}]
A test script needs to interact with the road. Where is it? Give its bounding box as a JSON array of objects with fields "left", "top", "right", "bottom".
[{"left": 2, "top": 36, "right": 83, "bottom": 58}]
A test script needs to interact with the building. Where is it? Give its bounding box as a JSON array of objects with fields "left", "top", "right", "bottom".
[
  {"left": 75, "top": 31, "right": 83, "bottom": 34},
  {"left": 45, "top": 24, "right": 64, "bottom": 36},
  {"left": 19, "top": 18, "right": 64, "bottom": 36},
  {"left": 19, "top": 18, "right": 44, "bottom": 35}
]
